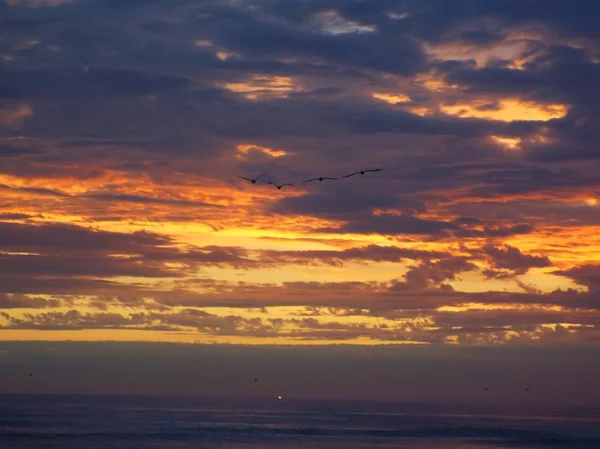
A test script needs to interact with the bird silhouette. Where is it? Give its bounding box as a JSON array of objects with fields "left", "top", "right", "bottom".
[
  {"left": 484, "top": 387, "right": 488, "bottom": 391},
  {"left": 268, "top": 182, "right": 294, "bottom": 190},
  {"left": 342, "top": 168, "right": 383, "bottom": 178},
  {"left": 238, "top": 171, "right": 268, "bottom": 184},
  {"left": 525, "top": 388, "right": 530, "bottom": 391},
  {"left": 303, "top": 176, "right": 338, "bottom": 183}
]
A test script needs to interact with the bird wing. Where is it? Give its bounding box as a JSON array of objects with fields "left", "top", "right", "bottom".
[
  {"left": 365, "top": 168, "right": 382, "bottom": 172},
  {"left": 238, "top": 176, "right": 252, "bottom": 182},
  {"left": 323, "top": 177, "right": 338, "bottom": 180},
  {"left": 342, "top": 172, "right": 360, "bottom": 178},
  {"left": 303, "top": 178, "right": 318, "bottom": 183},
  {"left": 254, "top": 171, "right": 268, "bottom": 181}
]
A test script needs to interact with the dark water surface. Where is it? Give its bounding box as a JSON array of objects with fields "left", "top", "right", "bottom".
[{"left": 1, "top": 395, "right": 599, "bottom": 448}]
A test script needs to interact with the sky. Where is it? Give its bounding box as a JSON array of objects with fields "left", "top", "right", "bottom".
[{"left": 0, "top": 0, "right": 600, "bottom": 399}]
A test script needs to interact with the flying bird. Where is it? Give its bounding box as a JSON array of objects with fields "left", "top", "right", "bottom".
[
  {"left": 484, "top": 387, "right": 488, "bottom": 391},
  {"left": 303, "top": 176, "right": 338, "bottom": 183},
  {"left": 342, "top": 168, "right": 383, "bottom": 178},
  {"left": 525, "top": 388, "right": 530, "bottom": 391},
  {"left": 268, "top": 182, "right": 294, "bottom": 190},
  {"left": 238, "top": 171, "right": 268, "bottom": 184}
]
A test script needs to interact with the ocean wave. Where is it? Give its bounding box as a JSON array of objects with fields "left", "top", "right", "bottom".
[{"left": 2, "top": 424, "right": 600, "bottom": 447}]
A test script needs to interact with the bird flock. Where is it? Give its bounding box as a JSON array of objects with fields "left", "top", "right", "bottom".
[{"left": 238, "top": 168, "right": 383, "bottom": 189}]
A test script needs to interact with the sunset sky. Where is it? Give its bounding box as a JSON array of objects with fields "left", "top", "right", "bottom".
[{"left": 1, "top": 0, "right": 600, "bottom": 371}]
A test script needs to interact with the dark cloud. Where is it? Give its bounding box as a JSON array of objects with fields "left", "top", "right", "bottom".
[
  {"left": 554, "top": 264, "right": 600, "bottom": 292},
  {"left": 446, "top": 199, "right": 600, "bottom": 228},
  {"left": 0, "top": 66, "right": 191, "bottom": 99},
  {"left": 0, "top": 292, "right": 59, "bottom": 309},
  {"left": 259, "top": 244, "right": 448, "bottom": 266},
  {"left": 444, "top": 55, "right": 600, "bottom": 108},
  {"left": 195, "top": 4, "right": 427, "bottom": 76},
  {"left": 0, "top": 253, "right": 174, "bottom": 279},
  {"left": 271, "top": 187, "right": 426, "bottom": 218},
  {"left": 0, "top": 221, "right": 181, "bottom": 290},
  {"left": 84, "top": 193, "right": 222, "bottom": 209},
  {"left": 2, "top": 299, "right": 599, "bottom": 347},
  {"left": 389, "top": 257, "right": 477, "bottom": 292},
  {"left": 482, "top": 244, "right": 551, "bottom": 276},
  {"left": 459, "top": 29, "right": 506, "bottom": 46},
  {"left": 0, "top": 212, "right": 35, "bottom": 220},
  {"left": 321, "top": 213, "right": 457, "bottom": 236},
  {"left": 0, "top": 220, "right": 169, "bottom": 251},
  {"left": 465, "top": 166, "right": 599, "bottom": 198},
  {"left": 0, "top": 144, "right": 41, "bottom": 157},
  {"left": 0, "top": 308, "right": 282, "bottom": 337}
]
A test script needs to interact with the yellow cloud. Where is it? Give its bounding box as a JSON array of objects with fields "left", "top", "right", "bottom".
[
  {"left": 372, "top": 93, "right": 411, "bottom": 104},
  {"left": 437, "top": 303, "right": 569, "bottom": 312},
  {"left": 441, "top": 99, "right": 567, "bottom": 122},
  {"left": 223, "top": 75, "right": 297, "bottom": 99},
  {"left": 491, "top": 135, "right": 522, "bottom": 150},
  {"left": 237, "top": 144, "right": 287, "bottom": 158}
]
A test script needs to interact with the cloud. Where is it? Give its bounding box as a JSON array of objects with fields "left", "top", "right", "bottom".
[
  {"left": 0, "top": 221, "right": 170, "bottom": 252},
  {"left": 0, "top": 144, "right": 41, "bottom": 157},
  {"left": 482, "top": 244, "right": 552, "bottom": 276},
  {"left": 0, "top": 103, "right": 32, "bottom": 127},
  {"left": 0, "top": 308, "right": 283, "bottom": 337},
  {"left": 260, "top": 244, "right": 447, "bottom": 266},
  {"left": 195, "top": 4, "right": 427, "bottom": 76},
  {"left": 0, "top": 0, "right": 599, "bottom": 349},
  {"left": 6, "top": 0, "right": 74, "bottom": 6},
  {"left": 0, "top": 292, "right": 59, "bottom": 308},
  {"left": 0, "top": 67, "right": 191, "bottom": 99},
  {"left": 554, "top": 264, "right": 600, "bottom": 292},
  {"left": 2, "top": 300, "right": 599, "bottom": 346},
  {"left": 320, "top": 213, "right": 458, "bottom": 236},
  {"left": 0, "top": 221, "right": 183, "bottom": 288},
  {"left": 389, "top": 257, "right": 477, "bottom": 292}
]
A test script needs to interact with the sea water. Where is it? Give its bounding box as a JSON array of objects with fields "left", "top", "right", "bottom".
[{"left": 1, "top": 395, "right": 599, "bottom": 448}]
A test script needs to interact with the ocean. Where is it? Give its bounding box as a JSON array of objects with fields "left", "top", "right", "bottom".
[{"left": 1, "top": 395, "right": 599, "bottom": 449}]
